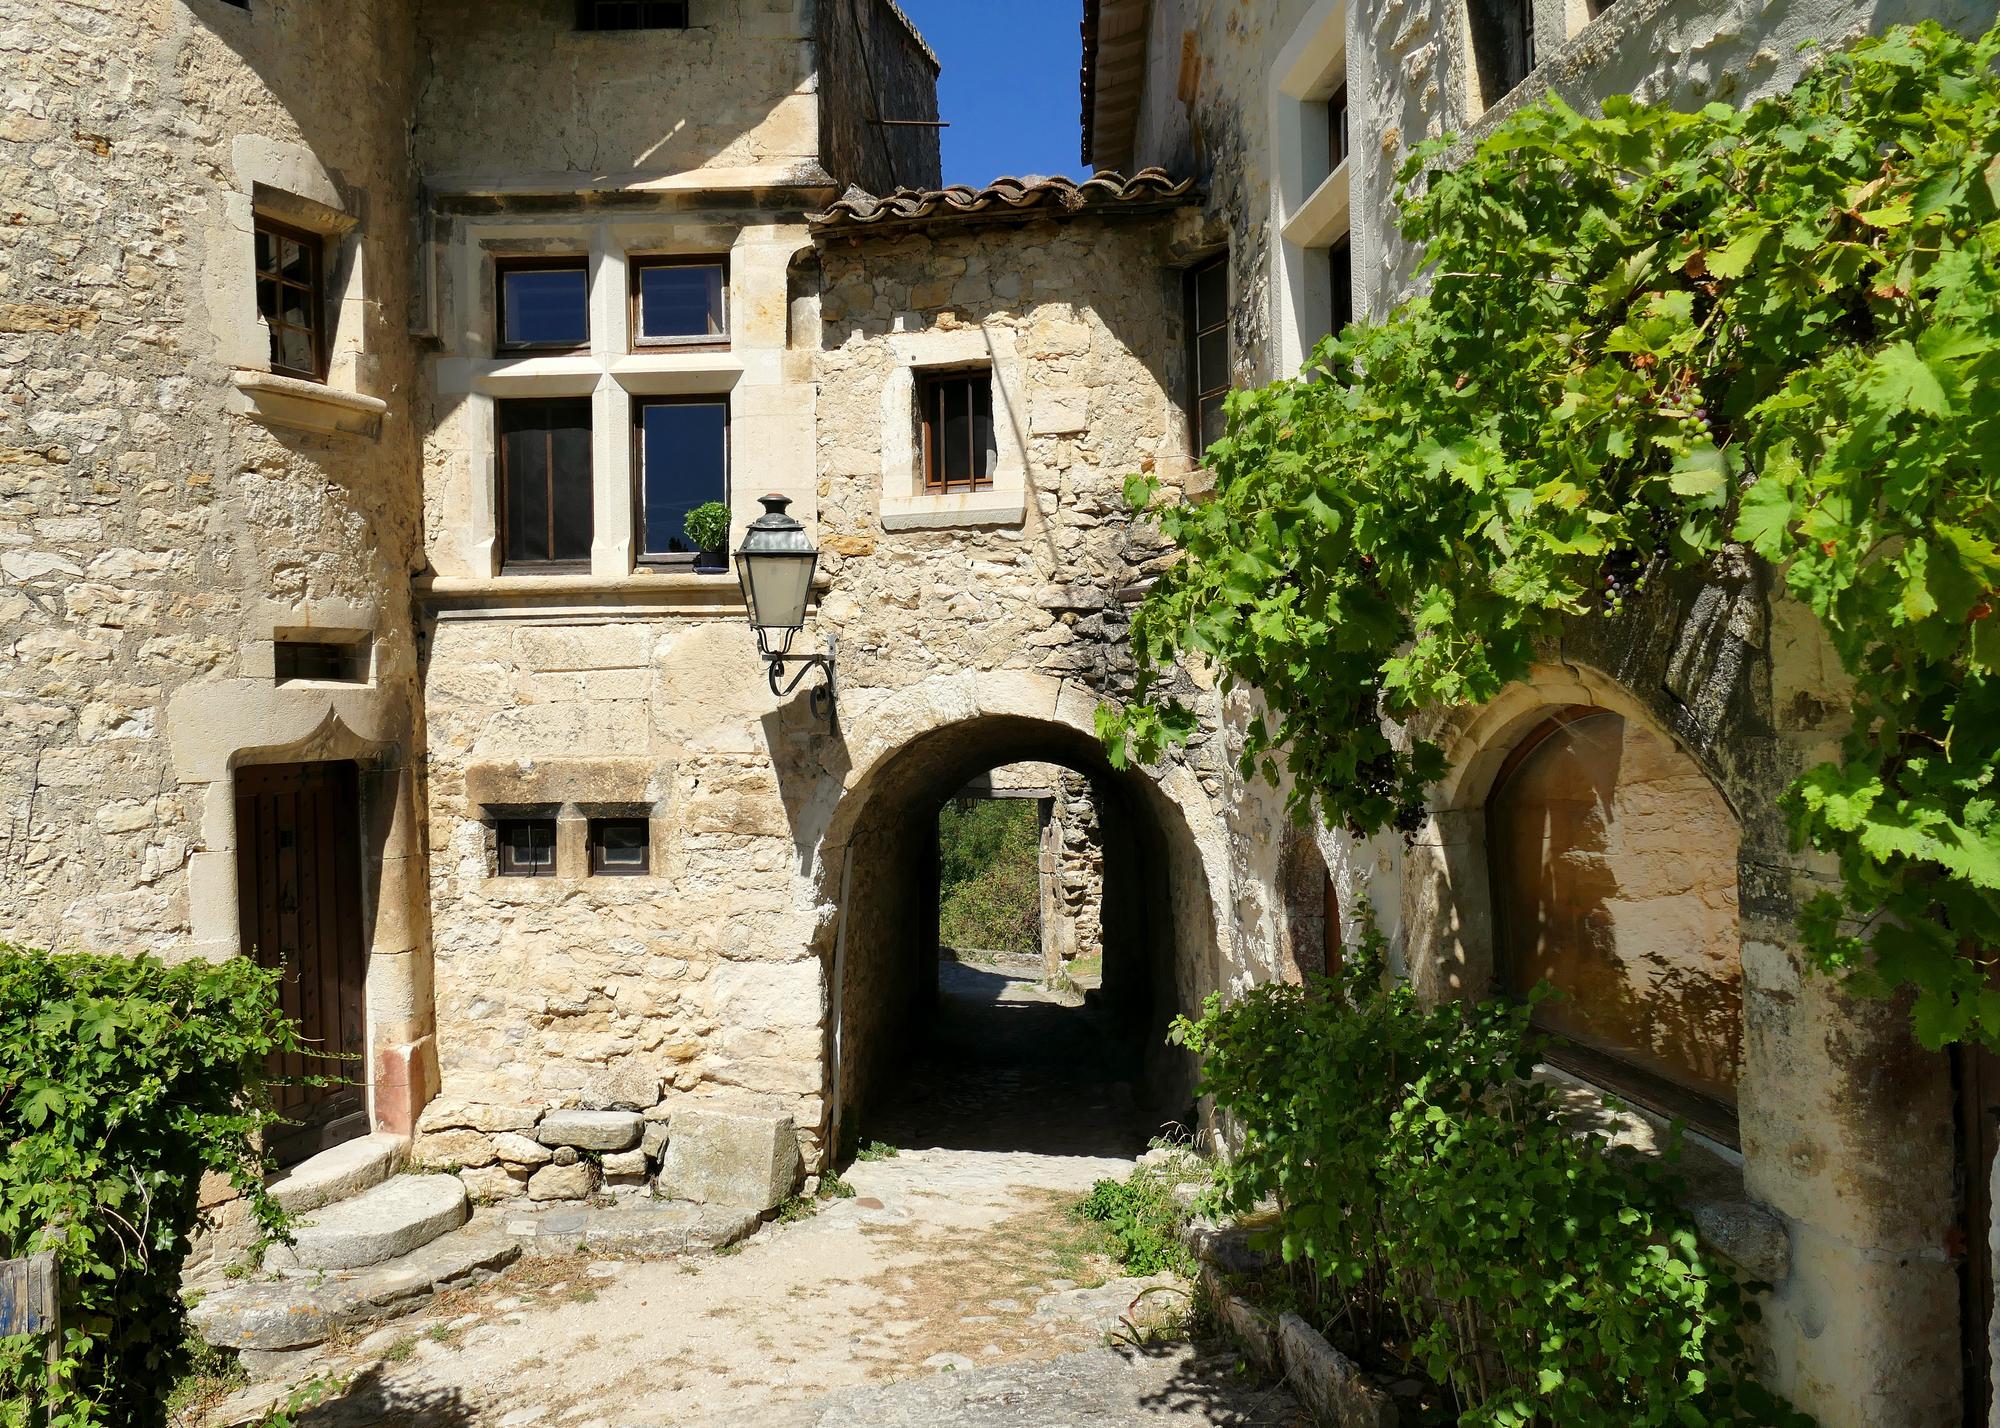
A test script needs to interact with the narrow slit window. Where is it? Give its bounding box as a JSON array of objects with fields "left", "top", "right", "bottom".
[
  {"left": 1467, "top": 0, "right": 1536, "bottom": 107},
  {"left": 496, "top": 819, "right": 558, "bottom": 878},
  {"left": 632, "top": 259, "right": 727, "bottom": 346},
  {"left": 576, "top": 0, "right": 688, "bottom": 28},
  {"left": 497, "top": 259, "right": 589, "bottom": 351},
  {"left": 1328, "top": 84, "right": 1349, "bottom": 171},
  {"left": 635, "top": 397, "right": 728, "bottom": 561},
  {"left": 253, "top": 215, "right": 325, "bottom": 380},
  {"left": 1330, "top": 234, "right": 1354, "bottom": 336},
  {"left": 274, "top": 637, "right": 367, "bottom": 684},
  {"left": 498, "top": 397, "right": 594, "bottom": 570},
  {"left": 1185, "top": 255, "right": 1230, "bottom": 459},
  {"left": 919, "top": 372, "right": 997, "bottom": 494},
  {"left": 589, "top": 819, "right": 651, "bottom": 876}
]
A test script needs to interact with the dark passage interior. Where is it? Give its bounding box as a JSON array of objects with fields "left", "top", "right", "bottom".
[{"left": 826, "top": 716, "right": 1217, "bottom": 1162}]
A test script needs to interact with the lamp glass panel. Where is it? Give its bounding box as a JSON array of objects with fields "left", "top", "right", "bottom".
[{"left": 740, "top": 551, "right": 815, "bottom": 631}]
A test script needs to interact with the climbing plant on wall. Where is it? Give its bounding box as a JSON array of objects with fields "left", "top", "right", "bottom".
[{"left": 1101, "top": 21, "right": 2000, "bottom": 1046}]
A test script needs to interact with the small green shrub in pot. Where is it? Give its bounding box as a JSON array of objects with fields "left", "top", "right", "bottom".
[
  {"left": 683, "top": 500, "right": 732, "bottom": 565},
  {"left": 0, "top": 945, "right": 305, "bottom": 1427}
]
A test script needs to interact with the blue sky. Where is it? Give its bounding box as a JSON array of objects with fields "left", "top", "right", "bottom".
[{"left": 897, "top": 0, "right": 1090, "bottom": 188}]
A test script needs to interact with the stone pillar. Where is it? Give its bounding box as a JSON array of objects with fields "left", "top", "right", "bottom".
[
  {"left": 367, "top": 760, "right": 437, "bottom": 1137},
  {"left": 1047, "top": 772, "right": 1104, "bottom": 976}
]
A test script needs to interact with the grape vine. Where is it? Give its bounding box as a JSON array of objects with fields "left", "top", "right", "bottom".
[{"left": 1102, "top": 21, "right": 2000, "bottom": 1046}]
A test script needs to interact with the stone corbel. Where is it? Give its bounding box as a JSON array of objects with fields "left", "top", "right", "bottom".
[{"left": 231, "top": 370, "right": 388, "bottom": 438}]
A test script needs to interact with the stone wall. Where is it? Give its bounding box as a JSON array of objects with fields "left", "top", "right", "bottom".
[{"left": 0, "top": 0, "right": 437, "bottom": 1129}]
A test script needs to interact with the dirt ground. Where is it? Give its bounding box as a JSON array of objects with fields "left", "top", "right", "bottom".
[{"left": 197, "top": 957, "right": 1305, "bottom": 1428}]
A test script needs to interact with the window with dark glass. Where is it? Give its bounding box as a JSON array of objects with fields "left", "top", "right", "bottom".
[
  {"left": 1184, "top": 255, "right": 1229, "bottom": 459},
  {"left": 1467, "top": 0, "right": 1536, "bottom": 106},
  {"left": 1327, "top": 84, "right": 1349, "bottom": 171},
  {"left": 1487, "top": 707, "right": 1744, "bottom": 1142},
  {"left": 253, "top": 215, "right": 324, "bottom": 380},
  {"left": 497, "top": 259, "right": 589, "bottom": 351},
  {"left": 589, "top": 819, "right": 651, "bottom": 876},
  {"left": 635, "top": 397, "right": 728, "bottom": 560},
  {"left": 919, "top": 371, "right": 996, "bottom": 494},
  {"left": 274, "top": 637, "right": 367, "bottom": 684},
  {"left": 498, "top": 397, "right": 593, "bottom": 570},
  {"left": 496, "top": 819, "right": 557, "bottom": 878},
  {"left": 632, "top": 259, "right": 727, "bottom": 346},
  {"left": 576, "top": 0, "right": 687, "bottom": 29},
  {"left": 1330, "top": 235, "right": 1354, "bottom": 335}
]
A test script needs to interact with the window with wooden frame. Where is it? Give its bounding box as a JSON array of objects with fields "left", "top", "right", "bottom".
[
  {"left": 495, "top": 818, "right": 558, "bottom": 878},
  {"left": 253, "top": 214, "right": 326, "bottom": 380},
  {"left": 630, "top": 257, "right": 727, "bottom": 347},
  {"left": 1184, "top": 255, "right": 1229, "bottom": 459},
  {"left": 496, "top": 258, "right": 590, "bottom": 352},
  {"left": 1486, "top": 706, "right": 1744, "bottom": 1144},
  {"left": 576, "top": 0, "right": 687, "bottom": 29},
  {"left": 498, "top": 397, "right": 594, "bottom": 571},
  {"left": 1327, "top": 84, "right": 1349, "bottom": 172},
  {"left": 1466, "top": 0, "right": 1536, "bottom": 107},
  {"left": 588, "top": 818, "right": 651, "bottom": 876},
  {"left": 918, "top": 370, "right": 996, "bottom": 494},
  {"left": 634, "top": 396, "right": 728, "bottom": 561}
]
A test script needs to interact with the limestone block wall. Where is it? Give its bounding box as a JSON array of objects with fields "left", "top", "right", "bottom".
[
  {"left": 0, "top": 0, "right": 436, "bottom": 1129},
  {"left": 413, "top": 0, "right": 828, "bottom": 187}
]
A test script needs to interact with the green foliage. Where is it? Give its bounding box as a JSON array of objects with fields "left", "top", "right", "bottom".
[
  {"left": 854, "top": 1139, "right": 900, "bottom": 1162},
  {"left": 683, "top": 500, "right": 732, "bottom": 554},
  {"left": 1104, "top": 21, "right": 2000, "bottom": 1044},
  {"left": 1075, "top": 1168, "right": 1198, "bottom": 1278},
  {"left": 936, "top": 797, "right": 1042, "bottom": 956},
  {"left": 1179, "top": 923, "right": 1807, "bottom": 1426},
  {"left": 0, "top": 946, "right": 304, "bottom": 1428}
]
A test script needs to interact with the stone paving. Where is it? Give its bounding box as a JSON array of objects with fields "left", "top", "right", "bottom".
[{"left": 199, "top": 958, "right": 1304, "bottom": 1427}]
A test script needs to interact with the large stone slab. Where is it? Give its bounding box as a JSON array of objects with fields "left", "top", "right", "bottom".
[
  {"left": 536, "top": 1109, "right": 643, "bottom": 1152},
  {"left": 580, "top": 1202, "right": 759, "bottom": 1258},
  {"left": 263, "top": 1174, "right": 468, "bottom": 1275},
  {"left": 655, "top": 1103, "right": 801, "bottom": 1212},
  {"left": 267, "top": 1133, "right": 407, "bottom": 1217},
  {"left": 193, "top": 1221, "right": 519, "bottom": 1350}
]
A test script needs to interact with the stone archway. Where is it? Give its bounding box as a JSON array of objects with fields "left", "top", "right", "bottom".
[{"left": 812, "top": 673, "right": 1227, "bottom": 1159}]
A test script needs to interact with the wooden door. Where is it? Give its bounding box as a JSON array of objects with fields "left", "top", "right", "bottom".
[
  {"left": 235, "top": 761, "right": 368, "bottom": 1165},
  {"left": 1959, "top": 1041, "right": 2000, "bottom": 1424}
]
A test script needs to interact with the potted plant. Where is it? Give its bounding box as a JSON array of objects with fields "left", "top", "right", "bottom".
[{"left": 684, "top": 500, "right": 732, "bottom": 574}]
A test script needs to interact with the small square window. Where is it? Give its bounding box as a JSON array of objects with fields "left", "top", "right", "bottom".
[
  {"left": 919, "top": 371, "right": 997, "bottom": 494},
  {"left": 577, "top": 1, "right": 688, "bottom": 29},
  {"left": 253, "top": 215, "right": 325, "bottom": 380},
  {"left": 631, "top": 259, "right": 727, "bottom": 346},
  {"left": 497, "top": 259, "right": 590, "bottom": 351},
  {"left": 589, "top": 819, "right": 651, "bottom": 876},
  {"left": 274, "top": 636, "right": 368, "bottom": 684},
  {"left": 496, "top": 819, "right": 558, "bottom": 878}
]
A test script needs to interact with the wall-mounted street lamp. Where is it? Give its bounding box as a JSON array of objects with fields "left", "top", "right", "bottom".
[{"left": 735, "top": 493, "right": 836, "bottom": 725}]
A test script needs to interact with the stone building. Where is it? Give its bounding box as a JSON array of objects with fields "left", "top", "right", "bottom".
[{"left": 1083, "top": 0, "right": 1993, "bottom": 1424}]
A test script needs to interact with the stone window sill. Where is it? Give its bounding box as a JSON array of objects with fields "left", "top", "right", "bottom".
[
  {"left": 232, "top": 370, "right": 387, "bottom": 438},
  {"left": 418, "top": 571, "right": 749, "bottom": 616},
  {"left": 881, "top": 491, "right": 1027, "bottom": 531}
]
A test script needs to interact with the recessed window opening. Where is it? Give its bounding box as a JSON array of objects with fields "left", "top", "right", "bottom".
[
  {"left": 274, "top": 636, "right": 368, "bottom": 684},
  {"left": 919, "top": 370, "right": 997, "bottom": 494},
  {"left": 1327, "top": 84, "right": 1349, "bottom": 172},
  {"left": 498, "top": 396, "right": 594, "bottom": 570},
  {"left": 497, "top": 258, "right": 589, "bottom": 351},
  {"left": 1467, "top": 0, "right": 1536, "bottom": 107},
  {"left": 1329, "top": 235, "right": 1354, "bottom": 336},
  {"left": 588, "top": 818, "right": 651, "bottom": 876},
  {"left": 634, "top": 397, "right": 728, "bottom": 561},
  {"left": 1184, "top": 255, "right": 1230, "bottom": 459},
  {"left": 632, "top": 258, "right": 727, "bottom": 346},
  {"left": 495, "top": 818, "right": 558, "bottom": 878},
  {"left": 1487, "top": 705, "right": 1744, "bottom": 1143},
  {"left": 253, "top": 214, "right": 325, "bottom": 380},
  {"left": 576, "top": 0, "right": 688, "bottom": 29}
]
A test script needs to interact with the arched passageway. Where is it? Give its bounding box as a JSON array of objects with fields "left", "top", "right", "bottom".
[{"left": 819, "top": 709, "right": 1219, "bottom": 1161}]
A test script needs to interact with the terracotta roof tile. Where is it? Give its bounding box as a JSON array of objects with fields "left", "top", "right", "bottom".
[{"left": 811, "top": 167, "right": 1196, "bottom": 234}]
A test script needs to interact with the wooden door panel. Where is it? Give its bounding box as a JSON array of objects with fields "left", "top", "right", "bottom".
[{"left": 235, "top": 762, "right": 368, "bottom": 1164}]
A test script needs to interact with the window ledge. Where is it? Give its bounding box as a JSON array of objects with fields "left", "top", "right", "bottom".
[
  {"left": 417, "top": 570, "right": 752, "bottom": 617},
  {"left": 881, "top": 491, "right": 1027, "bottom": 531},
  {"left": 1281, "top": 159, "right": 1350, "bottom": 249},
  {"left": 232, "top": 370, "right": 387, "bottom": 438}
]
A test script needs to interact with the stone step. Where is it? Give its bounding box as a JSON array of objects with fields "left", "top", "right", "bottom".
[
  {"left": 267, "top": 1133, "right": 408, "bottom": 1216},
  {"left": 191, "top": 1218, "right": 520, "bottom": 1351},
  {"left": 263, "top": 1173, "right": 468, "bottom": 1275},
  {"left": 501, "top": 1199, "right": 760, "bottom": 1259}
]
